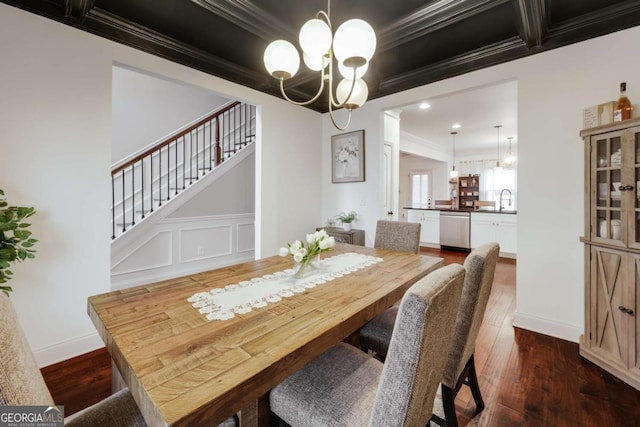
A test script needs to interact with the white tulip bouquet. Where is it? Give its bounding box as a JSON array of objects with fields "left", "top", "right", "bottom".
[{"left": 279, "top": 229, "right": 336, "bottom": 278}]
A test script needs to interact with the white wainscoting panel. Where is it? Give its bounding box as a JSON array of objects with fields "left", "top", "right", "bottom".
[
  {"left": 111, "top": 231, "right": 173, "bottom": 275},
  {"left": 111, "top": 213, "right": 255, "bottom": 290},
  {"left": 179, "top": 225, "right": 233, "bottom": 263},
  {"left": 237, "top": 222, "right": 256, "bottom": 253}
]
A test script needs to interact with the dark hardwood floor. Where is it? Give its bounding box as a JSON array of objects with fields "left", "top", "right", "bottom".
[{"left": 41, "top": 248, "right": 640, "bottom": 425}]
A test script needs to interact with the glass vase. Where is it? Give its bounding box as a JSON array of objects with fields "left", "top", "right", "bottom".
[{"left": 294, "top": 254, "right": 321, "bottom": 279}]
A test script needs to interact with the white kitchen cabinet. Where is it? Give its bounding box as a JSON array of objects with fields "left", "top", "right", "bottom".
[
  {"left": 406, "top": 209, "right": 440, "bottom": 247},
  {"left": 470, "top": 213, "right": 517, "bottom": 256}
]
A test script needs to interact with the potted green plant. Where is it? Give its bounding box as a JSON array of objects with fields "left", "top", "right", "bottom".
[
  {"left": 336, "top": 211, "right": 357, "bottom": 231},
  {"left": 0, "top": 189, "right": 37, "bottom": 296}
]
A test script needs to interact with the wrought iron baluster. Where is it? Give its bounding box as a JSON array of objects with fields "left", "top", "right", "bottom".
[
  {"left": 209, "top": 119, "right": 212, "bottom": 170},
  {"left": 190, "top": 131, "right": 194, "bottom": 184},
  {"left": 131, "top": 164, "right": 136, "bottom": 226},
  {"left": 196, "top": 126, "right": 200, "bottom": 179},
  {"left": 235, "top": 104, "right": 239, "bottom": 152},
  {"left": 166, "top": 145, "right": 170, "bottom": 201},
  {"left": 158, "top": 148, "right": 163, "bottom": 206}
]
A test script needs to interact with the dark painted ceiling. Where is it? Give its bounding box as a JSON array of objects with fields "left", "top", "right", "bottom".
[{"left": 5, "top": 0, "right": 640, "bottom": 112}]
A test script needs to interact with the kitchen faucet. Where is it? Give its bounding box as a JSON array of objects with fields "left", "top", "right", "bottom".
[{"left": 499, "top": 189, "right": 512, "bottom": 211}]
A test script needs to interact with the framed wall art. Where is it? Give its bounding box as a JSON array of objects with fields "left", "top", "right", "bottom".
[{"left": 331, "top": 130, "right": 365, "bottom": 183}]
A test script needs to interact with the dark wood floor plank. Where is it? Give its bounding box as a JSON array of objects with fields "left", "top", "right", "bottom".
[
  {"left": 40, "top": 347, "right": 112, "bottom": 416},
  {"left": 41, "top": 248, "right": 640, "bottom": 424}
]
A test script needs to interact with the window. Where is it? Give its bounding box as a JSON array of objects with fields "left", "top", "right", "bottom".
[
  {"left": 483, "top": 167, "right": 517, "bottom": 209},
  {"left": 411, "top": 172, "right": 430, "bottom": 206}
]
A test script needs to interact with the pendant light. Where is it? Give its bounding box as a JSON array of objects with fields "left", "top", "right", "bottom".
[
  {"left": 494, "top": 125, "right": 503, "bottom": 172},
  {"left": 504, "top": 136, "right": 517, "bottom": 167},
  {"left": 449, "top": 131, "right": 459, "bottom": 179}
]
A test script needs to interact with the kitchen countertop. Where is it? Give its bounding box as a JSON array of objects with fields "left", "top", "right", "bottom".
[{"left": 404, "top": 206, "right": 517, "bottom": 214}]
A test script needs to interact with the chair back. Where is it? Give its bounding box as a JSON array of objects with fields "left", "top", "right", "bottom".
[
  {"left": 442, "top": 242, "right": 499, "bottom": 388},
  {"left": 370, "top": 264, "right": 465, "bottom": 427},
  {"left": 0, "top": 294, "right": 54, "bottom": 406},
  {"left": 374, "top": 220, "right": 421, "bottom": 254}
]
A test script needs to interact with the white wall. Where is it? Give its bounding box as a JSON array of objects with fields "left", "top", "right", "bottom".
[
  {"left": 0, "top": 3, "right": 321, "bottom": 366},
  {"left": 112, "top": 66, "right": 229, "bottom": 163},
  {"left": 321, "top": 109, "right": 384, "bottom": 246},
  {"left": 322, "top": 26, "right": 640, "bottom": 343},
  {"left": 169, "top": 152, "right": 255, "bottom": 217}
]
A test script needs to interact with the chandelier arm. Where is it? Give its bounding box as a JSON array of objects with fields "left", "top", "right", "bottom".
[
  {"left": 316, "top": 10, "right": 331, "bottom": 29},
  {"left": 330, "top": 66, "right": 358, "bottom": 109},
  {"left": 328, "top": 105, "right": 352, "bottom": 131},
  {"left": 279, "top": 74, "right": 326, "bottom": 107}
]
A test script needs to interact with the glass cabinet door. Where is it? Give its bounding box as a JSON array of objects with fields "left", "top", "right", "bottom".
[
  {"left": 632, "top": 129, "right": 640, "bottom": 248},
  {"left": 593, "top": 133, "right": 623, "bottom": 244}
]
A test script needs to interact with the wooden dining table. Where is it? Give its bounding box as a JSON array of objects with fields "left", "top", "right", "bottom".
[{"left": 87, "top": 244, "right": 444, "bottom": 427}]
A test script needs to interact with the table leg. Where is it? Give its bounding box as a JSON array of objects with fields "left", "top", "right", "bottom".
[
  {"left": 111, "top": 360, "right": 127, "bottom": 393},
  {"left": 239, "top": 394, "right": 272, "bottom": 427}
]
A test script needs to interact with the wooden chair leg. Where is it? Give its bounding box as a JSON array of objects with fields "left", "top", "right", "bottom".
[
  {"left": 441, "top": 384, "right": 458, "bottom": 427},
  {"left": 466, "top": 356, "right": 485, "bottom": 414}
]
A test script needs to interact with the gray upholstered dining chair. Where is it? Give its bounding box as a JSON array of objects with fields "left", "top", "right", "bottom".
[
  {"left": 269, "top": 263, "right": 465, "bottom": 427},
  {"left": 0, "top": 293, "right": 237, "bottom": 427},
  {"left": 374, "top": 220, "right": 421, "bottom": 253},
  {"left": 359, "top": 242, "right": 500, "bottom": 427}
]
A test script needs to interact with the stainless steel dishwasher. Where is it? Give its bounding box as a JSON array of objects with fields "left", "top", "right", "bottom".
[{"left": 439, "top": 211, "right": 471, "bottom": 251}]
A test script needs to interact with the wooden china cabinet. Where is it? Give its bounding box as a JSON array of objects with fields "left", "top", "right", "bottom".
[{"left": 580, "top": 117, "right": 640, "bottom": 391}]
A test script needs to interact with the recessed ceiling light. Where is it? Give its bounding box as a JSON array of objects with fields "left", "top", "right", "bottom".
[
  {"left": 418, "top": 102, "right": 431, "bottom": 110},
  {"left": 451, "top": 123, "right": 461, "bottom": 129}
]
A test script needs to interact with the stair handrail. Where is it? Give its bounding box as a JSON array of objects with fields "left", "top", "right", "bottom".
[{"left": 111, "top": 100, "right": 241, "bottom": 176}]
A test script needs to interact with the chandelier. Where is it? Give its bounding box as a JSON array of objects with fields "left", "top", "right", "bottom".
[
  {"left": 504, "top": 136, "right": 517, "bottom": 167},
  {"left": 450, "top": 131, "right": 459, "bottom": 179},
  {"left": 494, "top": 125, "right": 503, "bottom": 172},
  {"left": 262, "top": 0, "right": 376, "bottom": 130}
]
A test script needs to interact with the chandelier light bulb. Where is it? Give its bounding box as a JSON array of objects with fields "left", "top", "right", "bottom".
[
  {"left": 336, "top": 78, "right": 368, "bottom": 110},
  {"left": 299, "top": 19, "right": 332, "bottom": 58},
  {"left": 333, "top": 19, "right": 376, "bottom": 66},
  {"left": 338, "top": 60, "right": 368, "bottom": 79},
  {"left": 263, "top": 40, "right": 300, "bottom": 79},
  {"left": 303, "top": 52, "right": 329, "bottom": 71}
]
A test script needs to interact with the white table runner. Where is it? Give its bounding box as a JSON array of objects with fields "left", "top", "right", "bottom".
[{"left": 188, "top": 252, "right": 383, "bottom": 321}]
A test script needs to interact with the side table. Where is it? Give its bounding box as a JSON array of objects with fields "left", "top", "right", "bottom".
[{"left": 317, "top": 227, "right": 365, "bottom": 246}]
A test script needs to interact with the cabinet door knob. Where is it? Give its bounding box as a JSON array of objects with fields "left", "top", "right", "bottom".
[
  {"left": 625, "top": 185, "right": 634, "bottom": 191},
  {"left": 619, "top": 185, "right": 626, "bottom": 191},
  {"left": 619, "top": 305, "right": 635, "bottom": 315}
]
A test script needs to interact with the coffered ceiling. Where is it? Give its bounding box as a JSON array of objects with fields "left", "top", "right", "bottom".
[{"left": 4, "top": 0, "right": 640, "bottom": 112}]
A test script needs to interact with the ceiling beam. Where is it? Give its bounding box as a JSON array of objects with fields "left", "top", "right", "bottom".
[
  {"left": 191, "top": 0, "right": 296, "bottom": 41},
  {"left": 376, "top": 37, "right": 527, "bottom": 98},
  {"left": 378, "top": 0, "right": 512, "bottom": 51},
  {"left": 63, "top": 0, "right": 94, "bottom": 21},
  {"left": 514, "top": 0, "right": 546, "bottom": 48},
  {"left": 546, "top": 1, "right": 640, "bottom": 41}
]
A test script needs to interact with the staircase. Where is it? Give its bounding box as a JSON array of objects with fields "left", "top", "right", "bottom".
[{"left": 111, "top": 101, "right": 256, "bottom": 239}]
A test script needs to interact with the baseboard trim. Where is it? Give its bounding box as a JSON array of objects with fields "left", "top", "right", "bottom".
[
  {"left": 512, "top": 311, "right": 582, "bottom": 343},
  {"left": 33, "top": 332, "right": 104, "bottom": 368}
]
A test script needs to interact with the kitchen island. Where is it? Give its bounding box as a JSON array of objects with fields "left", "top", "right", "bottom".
[{"left": 404, "top": 206, "right": 517, "bottom": 257}]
